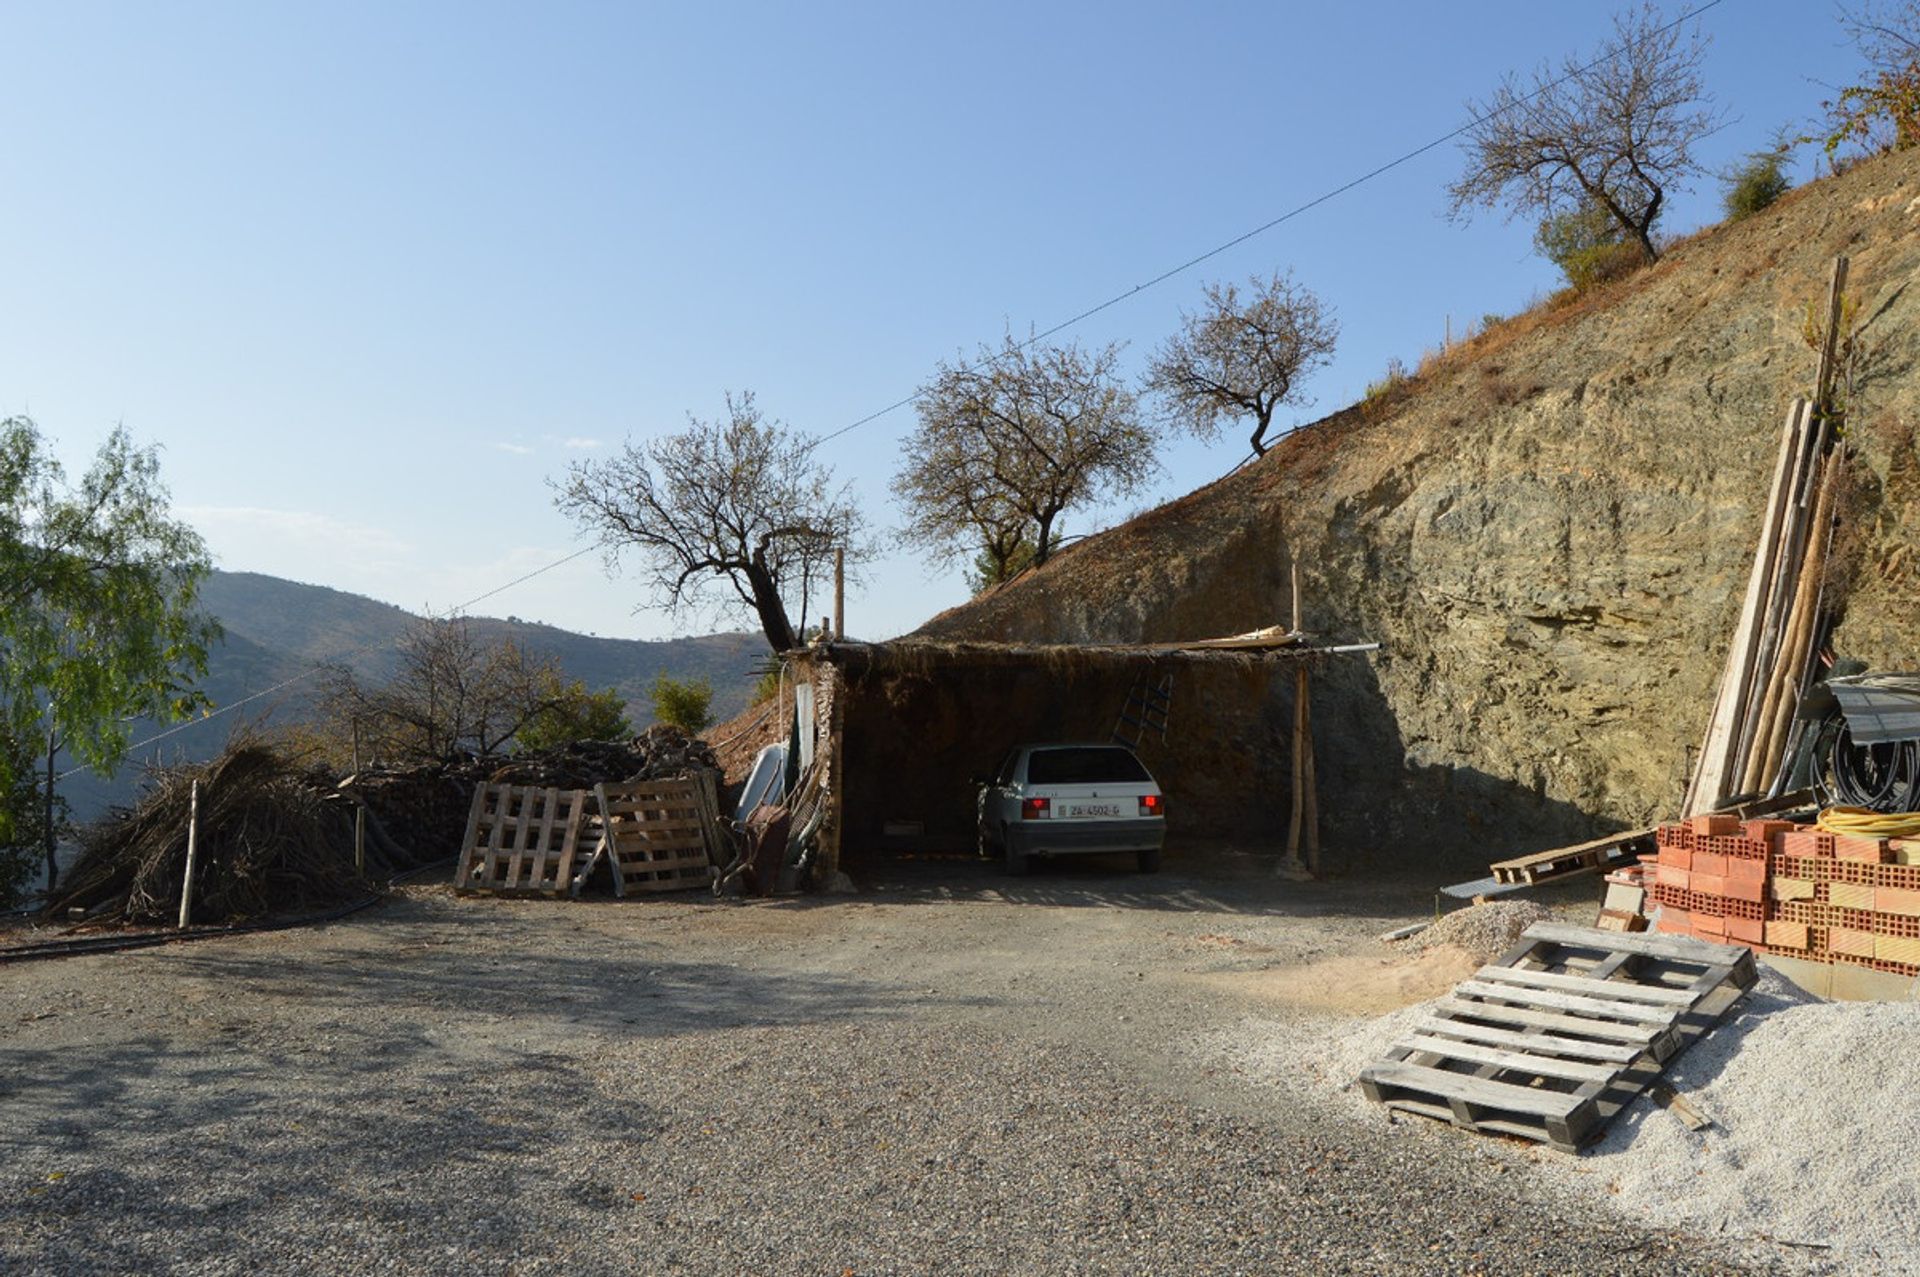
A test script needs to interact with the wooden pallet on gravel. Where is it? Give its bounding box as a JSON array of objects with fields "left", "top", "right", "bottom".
[
  {"left": 577, "top": 777, "right": 718, "bottom": 896},
  {"left": 454, "top": 783, "right": 591, "bottom": 896},
  {"left": 1487, "top": 830, "right": 1656, "bottom": 886},
  {"left": 1359, "top": 922, "right": 1755, "bottom": 1152}
]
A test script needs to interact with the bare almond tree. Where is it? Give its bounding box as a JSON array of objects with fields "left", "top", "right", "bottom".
[
  {"left": 555, "top": 392, "right": 862, "bottom": 653},
  {"left": 894, "top": 336, "right": 1150, "bottom": 576},
  {"left": 1448, "top": 4, "right": 1719, "bottom": 263},
  {"left": 1145, "top": 272, "right": 1337, "bottom": 456},
  {"left": 320, "top": 619, "right": 562, "bottom": 763}
]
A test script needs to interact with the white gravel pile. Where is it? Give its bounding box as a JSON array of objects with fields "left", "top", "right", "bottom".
[
  {"left": 1576, "top": 970, "right": 1920, "bottom": 1271},
  {"left": 1402, "top": 900, "right": 1551, "bottom": 961},
  {"left": 1197, "top": 967, "right": 1920, "bottom": 1273}
]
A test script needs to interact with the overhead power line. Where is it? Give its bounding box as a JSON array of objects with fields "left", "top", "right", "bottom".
[
  {"left": 806, "top": 0, "right": 1730, "bottom": 451},
  {"left": 56, "top": 545, "right": 599, "bottom": 781},
  {"left": 56, "top": 0, "right": 1729, "bottom": 780}
]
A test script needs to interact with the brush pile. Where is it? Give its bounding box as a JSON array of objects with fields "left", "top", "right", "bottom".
[{"left": 45, "top": 740, "right": 398, "bottom": 928}]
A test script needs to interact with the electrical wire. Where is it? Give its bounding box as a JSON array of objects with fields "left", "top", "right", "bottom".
[
  {"left": 55, "top": 545, "right": 599, "bottom": 782},
  {"left": 804, "top": 0, "right": 1730, "bottom": 452}
]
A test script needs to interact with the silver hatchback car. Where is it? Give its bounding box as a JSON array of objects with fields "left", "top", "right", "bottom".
[{"left": 977, "top": 743, "right": 1165, "bottom": 874}]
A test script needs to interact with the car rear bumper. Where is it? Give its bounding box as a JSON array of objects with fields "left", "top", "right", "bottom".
[{"left": 1006, "top": 818, "right": 1165, "bottom": 856}]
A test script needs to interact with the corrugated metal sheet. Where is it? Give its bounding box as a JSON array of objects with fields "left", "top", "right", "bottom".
[{"left": 1830, "top": 674, "right": 1920, "bottom": 745}]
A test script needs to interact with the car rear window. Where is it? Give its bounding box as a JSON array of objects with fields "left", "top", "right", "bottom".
[{"left": 1026, "top": 747, "right": 1150, "bottom": 785}]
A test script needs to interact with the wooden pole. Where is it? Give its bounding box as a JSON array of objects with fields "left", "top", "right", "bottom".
[
  {"left": 177, "top": 779, "right": 201, "bottom": 929},
  {"left": 833, "top": 547, "right": 845, "bottom": 641},
  {"left": 1814, "top": 255, "right": 1850, "bottom": 415},
  {"left": 352, "top": 718, "right": 362, "bottom": 775},
  {"left": 1283, "top": 553, "right": 1318, "bottom": 873},
  {"left": 354, "top": 805, "right": 366, "bottom": 875}
]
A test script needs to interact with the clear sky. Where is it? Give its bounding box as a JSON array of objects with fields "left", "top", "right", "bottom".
[{"left": 0, "top": 0, "right": 1866, "bottom": 648}]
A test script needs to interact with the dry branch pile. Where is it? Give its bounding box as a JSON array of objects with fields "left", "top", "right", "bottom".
[
  {"left": 47, "top": 727, "right": 728, "bottom": 930},
  {"left": 45, "top": 741, "right": 390, "bottom": 927}
]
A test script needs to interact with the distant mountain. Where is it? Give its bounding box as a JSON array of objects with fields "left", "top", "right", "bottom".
[{"left": 58, "top": 570, "right": 768, "bottom": 822}]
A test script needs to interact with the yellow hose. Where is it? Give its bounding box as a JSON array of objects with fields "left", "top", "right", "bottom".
[{"left": 1815, "top": 806, "right": 1920, "bottom": 839}]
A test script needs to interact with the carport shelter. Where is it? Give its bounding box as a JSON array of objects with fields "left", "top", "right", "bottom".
[{"left": 783, "top": 631, "right": 1377, "bottom": 880}]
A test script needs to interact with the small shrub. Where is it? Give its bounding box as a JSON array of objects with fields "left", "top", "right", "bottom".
[
  {"left": 1362, "top": 358, "right": 1410, "bottom": 404},
  {"left": 1722, "top": 145, "right": 1793, "bottom": 221},
  {"left": 1534, "top": 200, "right": 1650, "bottom": 292},
  {"left": 649, "top": 673, "right": 714, "bottom": 735},
  {"left": 748, "top": 667, "right": 782, "bottom": 707}
]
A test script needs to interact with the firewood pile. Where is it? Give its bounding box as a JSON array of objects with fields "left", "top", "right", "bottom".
[{"left": 44, "top": 727, "right": 728, "bottom": 930}]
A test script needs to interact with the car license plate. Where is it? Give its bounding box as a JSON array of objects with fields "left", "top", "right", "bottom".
[{"left": 1061, "top": 801, "right": 1125, "bottom": 819}]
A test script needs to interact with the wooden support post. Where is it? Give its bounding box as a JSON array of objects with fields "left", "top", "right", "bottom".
[
  {"left": 177, "top": 779, "right": 201, "bottom": 929},
  {"left": 352, "top": 718, "right": 362, "bottom": 775},
  {"left": 834, "top": 547, "right": 846, "bottom": 641},
  {"left": 1814, "top": 255, "right": 1850, "bottom": 415},
  {"left": 355, "top": 804, "right": 366, "bottom": 875},
  {"left": 1282, "top": 554, "right": 1319, "bottom": 875}
]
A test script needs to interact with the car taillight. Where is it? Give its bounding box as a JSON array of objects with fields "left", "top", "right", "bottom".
[
  {"left": 1021, "top": 797, "right": 1050, "bottom": 820},
  {"left": 1139, "top": 794, "right": 1164, "bottom": 817}
]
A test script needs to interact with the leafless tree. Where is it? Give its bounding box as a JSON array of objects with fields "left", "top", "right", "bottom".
[
  {"left": 1447, "top": 4, "right": 1719, "bottom": 262},
  {"left": 1145, "top": 272, "right": 1338, "bottom": 456},
  {"left": 555, "top": 392, "right": 862, "bottom": 652},
  {"left": 320, "top": 619, "right": 562, "bottom": 763},
  {"left": 894, "top": 336, "right": 1151, "bottom": 575}
]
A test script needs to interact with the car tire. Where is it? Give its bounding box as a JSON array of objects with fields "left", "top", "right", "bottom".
[
  {"left": 978, "top": 825, "right": 996, "bottom": 861},
  {"left": 1004, "top": 833, "right": 1031, "bottom": 876},
  {"left": 1136, "top": 846, "right": 1161, "bottom": 874}
]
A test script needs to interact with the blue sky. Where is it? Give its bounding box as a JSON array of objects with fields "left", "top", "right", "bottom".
[{"left": 0, "top": 0, "right": 1867, "bottom": 648}]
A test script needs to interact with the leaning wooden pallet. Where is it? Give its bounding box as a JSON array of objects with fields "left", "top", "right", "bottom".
[
  {"left": 454, "top": 783, "right": 590, "bottom": 896},
  {"left": 1487, "top": 829, "right": 1655, "bottom": 886},
  {"left": 581, "top": 777, "right": 715, "bottom": 896},
  {"left": 1359, "top": 922, "right": 1755, "bottom": 1152}
]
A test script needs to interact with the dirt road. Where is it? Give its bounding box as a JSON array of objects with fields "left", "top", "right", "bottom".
[{"left": 0, "top": 855, "right": 1751, "bottom": 1275}]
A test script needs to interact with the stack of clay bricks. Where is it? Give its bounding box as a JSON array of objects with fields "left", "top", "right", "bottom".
[{"left": 1649, "top": 813, "right": 1920, "bottom": 977}]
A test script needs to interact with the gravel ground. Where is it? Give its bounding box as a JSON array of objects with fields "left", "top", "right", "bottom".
[{"left": 0, "top": 856, "right": 1757, "bottom": 1275}]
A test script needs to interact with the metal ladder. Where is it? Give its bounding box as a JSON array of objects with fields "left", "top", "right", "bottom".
[{"left": 1112, "top": 671, "right": 1172, "bottom": 752}]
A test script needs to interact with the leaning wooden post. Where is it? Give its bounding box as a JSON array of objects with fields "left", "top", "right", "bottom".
[
  {"left": 1281, "top": 554, "right": 1318, "bottom": 877},
  {"left": 833, "top": 547, "right": 846, "bottom": 641},
  {"left": 354, "top": 804, "right": 366, "bottom": 875},
  {"left": 177, "top": 779, "right": 202, "bottom": 929}
]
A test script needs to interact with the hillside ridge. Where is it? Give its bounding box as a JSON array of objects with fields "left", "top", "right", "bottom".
[{"left": 916, "top": 148, "right": 1920, "bottom": 865}]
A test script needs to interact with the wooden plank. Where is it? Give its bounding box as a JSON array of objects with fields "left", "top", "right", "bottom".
[
  {"left": 1396, "top": 1034, "right": 1617, "bottom": 1084},
  {"left": 1470, "top": 965, "right": 1700, "bottom": 1007},
  {"left": 1687, "top": 399, "right": 1806, "bottom": 814},
  {"left": 1453, "top": 980, "right": 1677, "bottom": 1025},
  {"left": 1519, "top": 921, "right": 1748, "bottom": 967},
  {"left": 1431, "top": 998, "right": 1661, "bottom": 1044},
  {"left": 483, "top": 786, "right": 512, "bottom": 886},
  {"left": 1415, "top": 1018, "right": 1644, "bottom": 1064},
  {"left": 1360, "top": 1061, "right": 1586, "bottom": 1119},
  {"left": 504, "top": 787, "right": 534, "bottom": 889},
  {"left": 525, "top": 785, "right": 558, "bottom": 889},
  {"left": 555, "top": 788, "right": 586, "bottom": 888},
  {"left": 454, "top": 784, "right": 488, "bottom": 889}
]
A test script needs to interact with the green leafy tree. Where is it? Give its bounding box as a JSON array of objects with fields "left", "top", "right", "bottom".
[
  {"left": 649, "top": 673, "right": 714, "bottom": 735},
  {"left": 965, "top": 534, "right": 1052, "bottom": 594},
  {"left": 1533, "top": 197, "right": 1646, "bottom": 290},
  {"left": 1816, "top": 4, "right": 1920, "bottom": 160},
  {"left": 515, "top": 675, "right": 631, "bottom": 751},
  {"left": 0, "top": 417, "right": 217, "bottom": 897},
  {"left": 1721, "top": 144, "right": 1794, "bottom": 220}
]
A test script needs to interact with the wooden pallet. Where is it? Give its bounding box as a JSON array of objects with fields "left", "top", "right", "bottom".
[
  {"left": 579, "top": 777, "right": 717, "bottom": 896},
  {"left": 1359, "top": 922, "right": 1755, "bottom": 1152},
  {"left": 454, "top": 783, "right": 590, "bottom": 896},
  {"left": 1488, "top": 829, "right": 1655, "bottom": 886}
]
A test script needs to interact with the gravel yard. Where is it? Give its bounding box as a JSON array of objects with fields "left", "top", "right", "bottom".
[{"left": 1, "top": 856, "right": 1756, "bottom": 1275}]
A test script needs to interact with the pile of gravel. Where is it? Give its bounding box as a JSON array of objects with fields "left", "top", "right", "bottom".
[
  {"left": 1577, "top": 969, "right": 1920, "bottom": 1270},
  {"left": 1196, "top": 966, "right": 1920, "bottom": 1273},
  {"left": 1400, "top": 900, "right": 1551, "bottom": 961}
]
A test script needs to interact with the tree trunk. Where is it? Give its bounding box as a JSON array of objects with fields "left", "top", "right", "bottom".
[
  {"left": 1250, "top": 405, "right": 1276, "bottom": 456},
  {"left": 43, "top": 730, "right": 56, "bottom": 894},
  {"left": 744, "top": 559, "right": 797, "bottom": 652},
  {"left": 1032, "top": 513, "right": 1057, "bottom": 568}
]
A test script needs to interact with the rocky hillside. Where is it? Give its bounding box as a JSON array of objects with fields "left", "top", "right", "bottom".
[{"left": 918, "top": 147, "right": 1920, "bottom": 868}]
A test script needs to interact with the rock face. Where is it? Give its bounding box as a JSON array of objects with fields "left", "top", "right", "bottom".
[{"left": 916, "top": 149, "right": 1920, "bottom": 869}]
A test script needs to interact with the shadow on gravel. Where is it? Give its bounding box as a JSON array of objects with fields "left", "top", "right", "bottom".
[
  {"left": 856, "top": 854, "right": 1446, "bottom": 920},
  {"left": 0, "top": 1018, "right": 667, "bottom": 1273}
]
